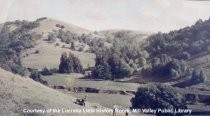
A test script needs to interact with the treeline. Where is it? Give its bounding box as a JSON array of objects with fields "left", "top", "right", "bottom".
[{"left": 0, "top": 20, "right": 40, "bottom": 76}]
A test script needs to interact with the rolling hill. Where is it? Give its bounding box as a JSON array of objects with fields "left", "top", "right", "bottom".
[
  {"left": 32, "top": 18, "right": 90, "bottom": 35},
  {"left": 19, "top": 17, "right": 150, "bottom": 70},
  {"left": 0, "top": 68, "right": 111, "bottom": 116}
]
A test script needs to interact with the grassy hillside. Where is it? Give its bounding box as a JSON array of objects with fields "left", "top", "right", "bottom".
[
  {"left": 21, "top": 37, "right": 95, "bottom": 70},
  {"left": 20, "top": 18, "right": 150, "bottom": 72},
  {"left": 0, "top": 68, "right": 113, "bottom": 116},
  {"left": 32, "top": 18, "right": 90, "bottom": 35}
]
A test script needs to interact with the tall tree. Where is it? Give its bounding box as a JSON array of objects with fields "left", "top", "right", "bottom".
[{"left": 59, "top": 52, "right": 83, "bottom": 73}]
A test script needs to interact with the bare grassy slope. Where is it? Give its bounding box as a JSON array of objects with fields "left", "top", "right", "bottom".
[
  {"left": 0, "top": 69, "right": 109, "bottom": 116},
  {"left": 21, "top": 38, "right": 95, "bottom": 70},
  {"left": 32, "top": 18, "right": 90, "bottom": 34},
  {"left": 21, "top": 18, "right": 95, "bottom": 70}
]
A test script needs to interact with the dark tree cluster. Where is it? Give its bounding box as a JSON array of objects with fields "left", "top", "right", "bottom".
[
  {"left": 59, "top": 52, "right": 83, "bottom": 73},
  {"left": 131, "top": 84, "right": 187, "bottom": 113},
  {"left": 41, "top": 67, "right": 54, "bottom": 75},
  {"left": 30, "top": 69, "right": 48, "bottom": 85},
  {"left": 92, "top": 52, "right": 134, "bottom": 80},
  {"left": 0, "top": 20, "right": 40, "bottom": 76},
  {"left": 142, "top": 54, "right": 188, "bottom": 79}
]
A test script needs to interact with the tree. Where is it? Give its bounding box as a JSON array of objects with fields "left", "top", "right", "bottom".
[
  {"left": 71, "top": 42, "right": 75, "bottom": 50},
  {"left": 131, "top": 84, "right": 187, "bottom": 115},
  {"left": 59, "top": 52, "right": 83, "bottom": 73},
  {"left": 136, "top": 57, "right": 147, "bottom": 67},
  {"left": 30, "top": 70, "right": 48, "bottom": 85},
  {"left": 191, "top": 69, "right": 207, "bottom": 83},
  {"left": 91, "top": 64, "right": 112, "bottom": 80},
  {"left": 119, "top": 60, "right": 134, "bottom": 77},
  {"left": 59, "top": 52, "right": 69, "bottom": 73},
  {"left": 199, "top": 70, "right": 207, "bottom": 83}
]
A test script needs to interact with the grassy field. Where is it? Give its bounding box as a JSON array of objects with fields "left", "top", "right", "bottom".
[{"left": 42, "top": 74, "right": 140, "bottom": 91}]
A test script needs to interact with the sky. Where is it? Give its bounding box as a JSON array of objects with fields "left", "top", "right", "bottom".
[{"left": 0, "top": 0, "right": 210, "bottom": 32}]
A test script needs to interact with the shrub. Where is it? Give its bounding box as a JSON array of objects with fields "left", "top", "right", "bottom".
[
  {"left": 47, "top": 33, "right": 56, "bottom": 42},
  {"left": 10, "top": 64, "right": 27, "bottom": 76},
  {"left": 34, "top": 50, "right": 39, "bottom": 54},
  {"left": 30, "top": 70, "right": 48, "bottom": 85},
  {"left": 41, "top": 67, "right": 53, "bottom": 75},
  {"left": 55, "top": 43, "right": 59, "bottom": 46},
  {"left": 30, "top": 70, "right": 41, "bottom": 81}
]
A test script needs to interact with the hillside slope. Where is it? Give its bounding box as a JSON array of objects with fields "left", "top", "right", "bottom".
[
  {"left": 21, "top": 36, "right": 95, "bottom": 70},
  {"left": 32, "top": 18, "right": 90, "bottom": 34},
  {"left": 0, "top": 68, "right": 109, "bottom": 116}
]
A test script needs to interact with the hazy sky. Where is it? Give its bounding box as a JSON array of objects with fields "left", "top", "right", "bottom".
[{"left": 1, "top": 0, "right": 210, "bottom": 32}]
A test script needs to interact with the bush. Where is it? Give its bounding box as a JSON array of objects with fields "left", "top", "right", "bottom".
[
  {"left": 136, "top": 57, "right": 147, "bottom": 67},
  {"left": 41, "top": 67, "right": 53, "bottom": 75},
  {"left": 10, "top": 64, "right": 27, "bottom": 76},
  {"left": 30, "top": 70, "right": 48, "bottom": 85},
  {"left": 35, "top": 50, "right": 39, "bottom": 54},
  {"left": 55, "top": 43, "right": 59, "bottom": 46},
  {"left": 30, "top": 70, "right": 41, "bottom": 81},
  {"left": 47, "top": 33, "right": 56, "bottom": 42}
]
